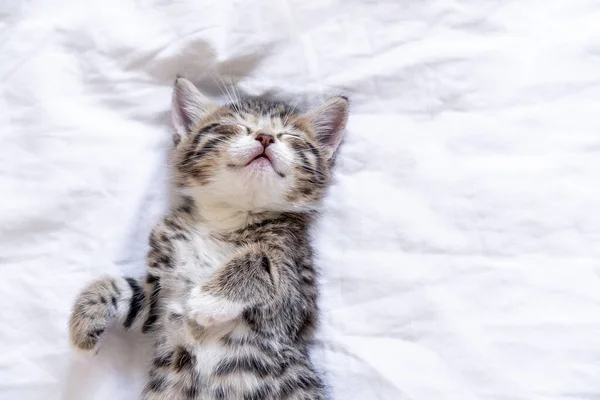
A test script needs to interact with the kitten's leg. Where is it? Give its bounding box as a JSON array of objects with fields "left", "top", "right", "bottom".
[
  {"left": 69, "top": 274, "right": 160, "bottom": 352},
  {"left": 69, "top": 213, "right": 185, "bottom": 351},
  {"left": 187, "top": 245, "right": 278, "bottom": 327}
]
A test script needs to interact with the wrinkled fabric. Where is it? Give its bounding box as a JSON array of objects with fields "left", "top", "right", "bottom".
[{"left": 1, "top": 0, "right": 600, "bottom": 399}]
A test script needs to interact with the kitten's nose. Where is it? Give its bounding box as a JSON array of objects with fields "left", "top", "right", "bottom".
[{"left": 255, "top": 133, "right": 275, "bottom": 148}]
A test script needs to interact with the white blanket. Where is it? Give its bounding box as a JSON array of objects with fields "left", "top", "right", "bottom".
[{"left": 2, "top": 0, "right": 600, "bottom": 399}]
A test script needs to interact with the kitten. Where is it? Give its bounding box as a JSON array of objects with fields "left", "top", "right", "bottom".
[{"left": 69, "top": 77, "right": 348, "bottom": 400}]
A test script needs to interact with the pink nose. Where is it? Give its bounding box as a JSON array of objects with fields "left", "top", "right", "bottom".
[{"left": 256, "top": 133, "right": 275, "bottom": 148}]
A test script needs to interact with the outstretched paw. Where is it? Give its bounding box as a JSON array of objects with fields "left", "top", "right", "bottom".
[{"left": 69, "top": 277, "right": 120, "bottom": 352}]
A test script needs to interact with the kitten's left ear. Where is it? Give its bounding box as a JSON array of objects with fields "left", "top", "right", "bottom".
[
  {"left": 304, "top": 96, "right": 349, "bottom": 160},
  {"left": 172, "top": 77, "right": 215, "bottom": 143}
]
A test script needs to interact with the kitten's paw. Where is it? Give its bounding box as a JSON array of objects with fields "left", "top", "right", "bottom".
[
  {"left": 186, "top": 289, "right": 244, "bottom": 328},
  {"left": 69, "top": 277, "right": 120, "bottom": 352}
]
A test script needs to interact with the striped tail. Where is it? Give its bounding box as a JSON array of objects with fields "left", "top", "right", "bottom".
[{"left": 69, "top": 274, "right": 160, "bottom": 352}]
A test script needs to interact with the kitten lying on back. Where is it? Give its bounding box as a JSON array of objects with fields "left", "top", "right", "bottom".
[{"left": 69, "top": 77, "right": 348, "bottom": 400}]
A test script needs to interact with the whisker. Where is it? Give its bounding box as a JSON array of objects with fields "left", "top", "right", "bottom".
[
  {"left": 228, "top": 66, "right": 243, "bottom": 106},
  {"left": 217, "top": 74, "right": 240, "bottom": 114},
  {"left": 211, "top": 74, "right": 238, "bottom": 114},
  {"left": 284, "top": 98, "right": 300, "bottom": 125}
]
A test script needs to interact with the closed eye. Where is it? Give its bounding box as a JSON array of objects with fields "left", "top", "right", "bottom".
[
  {"left": 219, "top": 123, "right": 251, "bottom": 135},
  {"left": 277, "top": 132, "right": 301, "bottom": 139}
]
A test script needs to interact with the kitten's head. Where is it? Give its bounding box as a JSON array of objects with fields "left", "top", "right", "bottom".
[{"left": 170, "top": 78, "right": 348, "bottom": 215}]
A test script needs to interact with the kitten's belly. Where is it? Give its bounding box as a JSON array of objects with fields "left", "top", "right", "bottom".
[
  {"left": 164, "top": 317, "right": 241, "bottom": 365},
  {"left": 162, "top": 318, "right": 262, "bottom": 398}
]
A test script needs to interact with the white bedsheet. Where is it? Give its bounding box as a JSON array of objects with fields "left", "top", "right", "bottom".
[{"left": 2, "top": 0, "right": 600, "bottom": 399}]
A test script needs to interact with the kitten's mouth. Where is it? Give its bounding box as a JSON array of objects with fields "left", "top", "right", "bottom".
[
  {"left": 246, "top": 153, "right": 271, "bottom": 166},
  {"left": 230, "top": 152, "right": 284, "bottom": 178}
]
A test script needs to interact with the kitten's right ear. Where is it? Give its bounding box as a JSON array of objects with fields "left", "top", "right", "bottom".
[{"left": 172, "top": 77, "right": 214, "bottom": 143}]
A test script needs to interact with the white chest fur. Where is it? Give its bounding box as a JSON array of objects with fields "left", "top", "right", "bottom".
[
  {"left": 177, "top": 228, "right": 235, "bottom": 281},
  {"left": 159, "top": 227, "right": 235, "bottom": 316}
]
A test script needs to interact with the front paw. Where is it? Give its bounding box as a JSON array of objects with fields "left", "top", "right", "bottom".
[
  {"left": 186, "top": 289, "right": 244, "bottom": 328},
  {"left": 69, "top": 277, "right": 120, "bottom": 353}
]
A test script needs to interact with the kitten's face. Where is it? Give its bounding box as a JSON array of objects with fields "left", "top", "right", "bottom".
[{"left": 171, "top": 78, "right": 348, "bottom": 214}]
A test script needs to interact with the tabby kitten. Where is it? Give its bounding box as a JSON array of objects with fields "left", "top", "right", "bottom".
[{"left": 69, "top": 77, "right": 348, "bottom": 400}]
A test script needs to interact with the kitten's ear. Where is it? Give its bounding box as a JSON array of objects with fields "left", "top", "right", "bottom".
[
  {"left": 172, "top": 77, "right": 214, "bottom": 143},
  {"left": 304, "top": 96, "right": 349, "bottom": 160}
]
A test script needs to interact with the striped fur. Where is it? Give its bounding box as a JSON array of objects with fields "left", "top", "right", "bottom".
[{"left": 69, "top": 78, "right": 348, "bottom": 399}]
